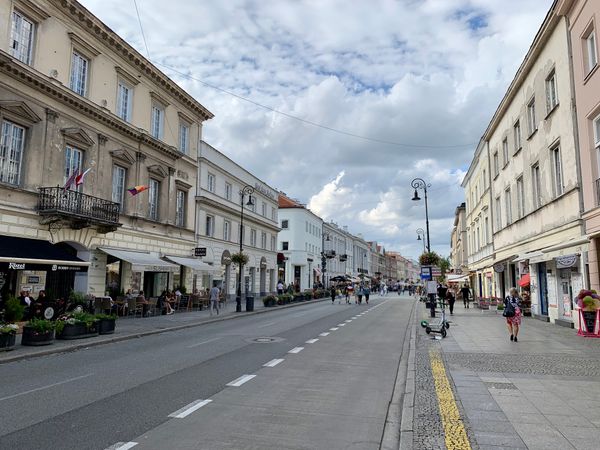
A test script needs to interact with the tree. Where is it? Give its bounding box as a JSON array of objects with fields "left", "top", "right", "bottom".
[{"left": 419, "top": 251, "right": 441, "bottom": 266}]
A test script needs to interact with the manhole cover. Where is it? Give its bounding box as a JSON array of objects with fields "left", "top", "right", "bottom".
[{"left": 246, "top": 336, "right": 284, "bottom": 344}]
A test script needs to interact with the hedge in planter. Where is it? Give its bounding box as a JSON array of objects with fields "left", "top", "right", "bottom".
[
  {"left": 95, "top": 314, "right": 117, "bottom": 334},
  {"left": 22, "top": 318, "right": 55, "bottom": 346},
  {"left": 0, "top": 323, "right": 18, "bottom": 351},
  {"left": 55, "top": 312, "right": 99, "bottom": 340},
  {"left": 262, "top": 295, "right": 277, "bottom": 307}
]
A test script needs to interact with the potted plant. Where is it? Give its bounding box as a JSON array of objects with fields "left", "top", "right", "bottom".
[
  {"left": 0, "top": 323, "right": 18, "bottom": 351},
  {"left": 95, "top": 313, "right": 117, "bottom": 334},
  {"left": 55, "top": 312, "right": 99, "bottom": 340},
  {"left": 22, "top": 318, "right": 55, "bottom": 346},
  {"left": 262, "top": 295, "right": 277, "bottom": 307}
]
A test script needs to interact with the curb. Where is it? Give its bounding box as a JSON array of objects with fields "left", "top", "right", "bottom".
[
  {"left": 399, "top": 300, "right": 417, "bottom": 450},
  {"left": 380, "top": 298, "right": 417, "bottom": 450},
  {"left": 0, "top": 297, "right": 328, "bottom": 365}
]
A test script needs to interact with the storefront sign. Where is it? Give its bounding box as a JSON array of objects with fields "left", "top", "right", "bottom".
[
  {"left": 1, "top": 262, "right": 87, "bottom": 272},
  {"left": 194, "top": 247, "right": 207, "bottom": 257},
  {"left": 27, "top": 276, "right": 40, "bottom": 284},
  {"left": 8, "top": 262, "right": 25, "bottom": 270},
  {"left": 494, "top": 263, "right": 505, "bottom": 273},
  {"left": 132, "top": 265, "right": 178, "bottom": 273},
  {"left": 556, "top": 254, "right": 578, "bottom": 269}
]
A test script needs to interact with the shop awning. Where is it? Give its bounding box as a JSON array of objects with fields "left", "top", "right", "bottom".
[
  {"left": 99, "top": 248, "right": 178, "bottom": 272},
  {"left": 513, "top": 251, "right": 543, "bottom": 262},
  {"left": 0, "top": 235, "right": 89, "bottom": 268},
  {"left": 164, "top": 256, "right": 221, "bottom": 274},
  {"left": 518, "top": 273, "right": 530, "bottom": 287},
  {"left": 447, "top": 274, "right": 469, "bottom": 283}
]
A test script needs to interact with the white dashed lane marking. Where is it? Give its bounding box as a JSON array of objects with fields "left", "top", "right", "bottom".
[
  {"left": 319, "top": 332, "right": 330, "bottom": 336},
  {"left": 288, "top": 347, "right": 304, "bottom": 354},
  {"left": 263, "top": 358, "right": 284, "bottom": 367},
  {"left": 305, "top": 338, "right": 319, "bottom": 344},
  {"left": 226, "top": 374, "right": 256, "bottom": 387},
  {"left": 168, "top": 399, "right": 212, "bottom": 418}
]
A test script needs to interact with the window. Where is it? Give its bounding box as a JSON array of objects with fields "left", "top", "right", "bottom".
[
  {"left": 546, "top": 71, "right": 558, "bottom": 112},
  {"left": 551, "top": 146, "right": 564, "bottom": 197},
  {"left": 527, "top": 97, "right": 537, "bottom": 135},
  {"left": 495, "top": 197, "right": 502, "bottom": 230},
  {"left": 225, "top": 182, "right": 232, "bottom": 200},
  {"left": 207, "top": 173, "right": 215, "bottom": 192},
  {"left": 64, "top": 145, "right": 82, "bottom": 187},
  {"left": 585, "top": 29, "right": 598, "bottom": 74},
  {"left": 205, "top": 215, "right": 214, "bottom": 237},
  {"left": 179, "top": 122, "right": 189, "bottom": 154},
  {"left": 261, "top": 232, "right": 267, "bottom": 249},
  {"left": 505, "top": 188, "right": 512, "bottom": 225},
  {"left": 10, "top": 11, "right": 34, "bottom": 65},
  {"left": 502, "top": 138, "right": 509, "bottom": 166},
  {"left": 223, "top": 221, "right": 230, "bottom": 241},
  {"left": 0, "top": 120, "right": 25, "bottom": 186},
  {"left": 282, "top": 241, "right": 289, "bottom": 251},
  {"left": 516, "top": 176, "right": 525, "bottom": 219},
  {"left": 484, "top": 217, "right": 489, "bottom": 245},
  {"left": 594, "top": 114, "right": 600, "bottom": 148},
  {"left": 306, "top": 221, "right": 308, "bottom": 232},
  {"left": 532, "top": 163, "right": 542, "bottom": 209},
  {"left": 493, "top": 151, "right": 499, "bottom": 177},
  {"left": 250, "top": 229, "right": 257, "bottom": 247},
  {"left": 271, "top": 207, "right": 276, "bottom": 221},
  {"left": 148, "top": 179, "right": 159, "bottom": 220},
  {"left": 271, "top": 236, "right": 276, "bottom": 251},
  {"left": 261, "top": 202, "right": 267, "bottom": 217},
  {"left": 117, "top": 81, "right": 132, "bottom": 122},
  {"left": 281, "top": 219, "right": 289, "bottom": 229},
  {"left": 111, "top": 165, "right": 126, "bottom": 210},
  {"left": 513, "top": 120, "right": 521, "bottom": 152},
  {"left": 70, "top": 51, "right": 89, "bottom": 96},
  {"left": 483, "top": 169, "right": 487, "bottom": 189},
  {"left": 175, "top": 190, "right": 185, "bottom": 227},
  {"left": 150, "top": 104, "right": 164, "bottom": 139}
]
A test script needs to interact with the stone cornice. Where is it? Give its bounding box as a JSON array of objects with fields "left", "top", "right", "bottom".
[
  {"left": 49, "top": 0, "right": 213, "bottom": 122},
  {"left": 0, "top": 51, "right": 183, "bottom": 160}
]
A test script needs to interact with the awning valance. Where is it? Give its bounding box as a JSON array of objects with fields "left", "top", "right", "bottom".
[
  {"left": 99, "top": 248, "right": 178, "bottom": 272},
  {"left": 0, "top": 235, "right": 89, "bottom": 270},
  {"left": 164, "top": 256, "right": 221, "bottom": 274}
]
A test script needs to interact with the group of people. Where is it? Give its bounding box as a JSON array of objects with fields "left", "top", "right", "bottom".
[
  {"left": 276, "top": 280, "right": 302, "bottom": 295},
  {"left": 328, "top": 283, "right": 372, "bottom": 305}
]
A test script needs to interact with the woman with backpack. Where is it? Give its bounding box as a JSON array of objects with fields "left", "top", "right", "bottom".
[{"left": 503, "top": 288, "right": 522, "bottom": 342}]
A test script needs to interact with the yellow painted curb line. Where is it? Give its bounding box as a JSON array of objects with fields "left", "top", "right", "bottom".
[{"left": 429, "top": 349, "right": 472, "bottom": 450}]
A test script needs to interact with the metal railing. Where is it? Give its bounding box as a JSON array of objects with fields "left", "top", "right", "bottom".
[{"left": 38, "top": 186, "right": 121, "bottom": 225}]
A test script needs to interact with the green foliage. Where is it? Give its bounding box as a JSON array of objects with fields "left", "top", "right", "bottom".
[
  {"left": 95, "top": 313, "right": 117, "bottom": 320},
  {"left": 4, "top": 296, "right": 24, "bottom": 322},
  {"left": 25, "top": 318, "right": 55, "bottom": 333},
  {"left": 277, "top": 294, "right": 292, "bottom": 305},
  {"left": 68, "top": 291, "right": 87, "bottom": 305},
  {"left": 262, "top": 295, "right": 277, "bottom": 306},
  {"left": 0, "top": 323, "right": 19, "bottom": 334},
  {"left": 231, "top": 252, "right": 249, "bottom": 267},
  {"left": 175, "top": 285, "right": 187, "bottom": 294},
  {"left": 419, "top": 251, "right": 441, "bottom": 266},
  {"left": 55, "top": 312, "right": 99, "bottom": 334},
  {"left": 496, "top": 303, "right": 505, "bottom": 310}
]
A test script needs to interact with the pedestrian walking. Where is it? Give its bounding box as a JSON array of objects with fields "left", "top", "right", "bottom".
[
  {"left": 209, "top": 284, "right": 220, "bottom": 316},
  {"left": 356, "top": 285, "right": 363, "bottom": 304},
  {"left": 364, "top": 286, "right": 370, "bottom": 304},
  {"left": 461, "top": 284, "right": 471, "bottom": 308},
  {"left": 383, "top": 284, "right": 388, "bottom": 296},
  {"left": 345, "top": 285, "right": 351, "bottom": 304},
  {"left": 330, "top": 285, "right": 336, "bottom": 304},
  {"left": 446, "top": 288, "right": 455, "bottom": 315},
  {"left": 277, "top": 280, "right": 284, "bottom": 295},
  {"left": 504, "top": 287, "right": 522, "bottom": 342}
]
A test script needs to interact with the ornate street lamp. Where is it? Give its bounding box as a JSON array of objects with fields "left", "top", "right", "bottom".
[
  {"left": 411, "top": 178, "right": 431, "bottom": 253},
  {"left": 321, "top": 231, "right": 331, "bottom": 287},
  {"left": 236, "top": 185, "right": 254, "bottom": 312}
]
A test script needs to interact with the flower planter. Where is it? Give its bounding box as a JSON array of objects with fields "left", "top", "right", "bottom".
[
  {"left": 98, "top": 318, "right": 116, "bottom": 335},
  {"left": 57, "top": 322, "right": 99, "bottom": 340},
  {"left": 21, "top": 327, "right": 55, "bottom": 346},
  {"left": 0, "top": 333, "right": 16, "bottom": 351}
]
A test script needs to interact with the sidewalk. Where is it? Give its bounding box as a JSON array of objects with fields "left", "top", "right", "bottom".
[
  {"left": 0, "top": 297, "right": 327, "bottom": 365},
  {"left": 413, "top": 303, "right": 600, "bottom": 450}
]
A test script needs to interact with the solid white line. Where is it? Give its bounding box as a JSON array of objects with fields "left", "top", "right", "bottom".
[
  {"left": 258, "top": 321, "right": 278, "bottom": 328},
  {"left": 186, "top": 337, "right": 222, "bottom": 348},
  {"left": 319, "top": 332, "right": 330, "bottom": 336},
  {"left": 263, "top": 358, "right": 285, "bottom": 367},
  {"left": 168, "top": 399, "right": 212, "bottom": 418},
  {"left": 0, "top": 373, "right": 93, "bottom": 402},
  {"left": 227, "top": 374, "right": 256, "bottom": 387},
  {"left": 305, "top": 338, "right": 319, "bottom": 344},
  {"left": 288, "top": 347, "right": 304, "bottom": 354}
]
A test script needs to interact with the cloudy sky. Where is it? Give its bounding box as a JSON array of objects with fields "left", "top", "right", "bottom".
[{"left": 81, "top": 0, "right": 552, "bottom": 260}]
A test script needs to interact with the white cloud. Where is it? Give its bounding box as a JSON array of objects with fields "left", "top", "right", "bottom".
[{"left": 80, "top": 0, "right": 552, "bottom": 257}]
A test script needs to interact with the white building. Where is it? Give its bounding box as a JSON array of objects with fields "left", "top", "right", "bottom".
[
  {"left": 196, "top": 142, "right": 279, "bottom": 299},
  {"left": 323, "top": 222, "right": 351, "bottom": 284},
  {"left": 277, "top": 194, "right": 323, "bottom": 290},
  {"left": 351, "top": 234, "right": 370, "bottom": 277}
]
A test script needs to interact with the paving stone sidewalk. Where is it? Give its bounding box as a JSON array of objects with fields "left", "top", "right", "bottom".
[
  {"left": 0, "top": 297, "right": 328, "bottom": 364},
  {"left": 413, "top": 302, "right": 600, "bottom": 450}
]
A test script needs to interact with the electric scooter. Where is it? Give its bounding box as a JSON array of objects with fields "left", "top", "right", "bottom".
[{"left": 422, "top": 297, "right": 450, "bottom": 338}]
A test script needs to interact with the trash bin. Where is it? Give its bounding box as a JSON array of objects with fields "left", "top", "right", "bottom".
[{"left": 245, "top": 296, "right": 254, "bottom": 312}]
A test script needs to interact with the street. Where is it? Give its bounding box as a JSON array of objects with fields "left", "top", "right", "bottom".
[{"left": 0, "top": 295, "right": 412, "bottom": 450}]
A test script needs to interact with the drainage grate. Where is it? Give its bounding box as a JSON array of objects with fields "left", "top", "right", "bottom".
[
  {"left": 484, "top": 381, "right": 517, "bottom": 390},
  {"left": 247, "top": 336, "right": 284, "bottom": 344}
]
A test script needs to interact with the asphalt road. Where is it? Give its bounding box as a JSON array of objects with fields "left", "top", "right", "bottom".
[{"left": 0, "top": 294, "right": 413, "bottom": 450}]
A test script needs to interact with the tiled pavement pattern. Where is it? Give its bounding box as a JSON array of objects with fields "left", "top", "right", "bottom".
[{"left": 413, "top": 303, "right": 600, "bottom": 450}]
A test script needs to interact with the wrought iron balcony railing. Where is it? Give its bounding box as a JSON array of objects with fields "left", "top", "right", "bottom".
[{"left": 38, "top": 186, "right": 121, "bottom": 231}]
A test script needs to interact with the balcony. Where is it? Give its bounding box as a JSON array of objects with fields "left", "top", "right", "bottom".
[{"left": 38, "top": 187, "right": 122, "bottom": 233}]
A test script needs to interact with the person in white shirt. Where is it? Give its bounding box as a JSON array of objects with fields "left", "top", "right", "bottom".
[{"left": 209, "top": 285, "right": 220, "bottom": 316}]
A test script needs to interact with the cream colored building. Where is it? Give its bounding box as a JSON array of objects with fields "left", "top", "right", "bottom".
[
  {"left": 450, "top": 202, "right": 468, "bottom": 275},
  {"left": 462, "top": 140, "right": 495, "bottom": 299},
  {"left": 196, "top": 141, "right": 279, "bottom": 299},
  {"left": 0, "top": 0, "right": 213, "bottom": 301},
  {"left": 484, "top": 5, "right": 586, "bottom": 327}
]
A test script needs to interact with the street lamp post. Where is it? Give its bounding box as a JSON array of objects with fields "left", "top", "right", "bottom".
[
  {"left": 236, "top": 185, "right": 254, "bottom": 313},
  {"left": 416, "top": 228, "right": 426, "bottom": 253},
  {"left": 321, "top": 231, "right": 330, "bottom": 287},
  {"left": 411, "top": 178, "right": 431, "bottom": 253}
]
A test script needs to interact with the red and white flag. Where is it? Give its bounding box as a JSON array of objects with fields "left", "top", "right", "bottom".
[
  {"left": 75, "top": 168, "right": 92, "bottom": 187},
  {"left": 63, "top": 171, "right": 77, "bottom": 191}
]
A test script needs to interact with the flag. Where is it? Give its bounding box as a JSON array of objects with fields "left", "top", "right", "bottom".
[
  {"left": 63, "top": 171, "right": 77, "bottom": 191},
  {"left": 75, "top": 168, "right": 92, "bottom": 187},
  {"left": 128, "top": 185, "right": 149, "bottom": 196}
]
